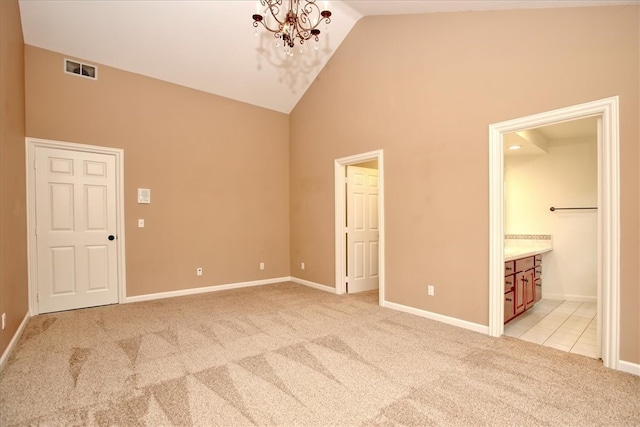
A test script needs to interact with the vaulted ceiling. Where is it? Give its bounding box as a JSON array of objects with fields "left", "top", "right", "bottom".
[{"left": 18, "top": 0, "right": 636, "bottom": 113}]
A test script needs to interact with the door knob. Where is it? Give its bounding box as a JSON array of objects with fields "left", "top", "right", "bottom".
[{"left": 108, "top": 235, "right": 116, "bottom": 241}]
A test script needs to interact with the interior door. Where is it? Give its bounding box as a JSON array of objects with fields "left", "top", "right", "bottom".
[
  {"left": 346, "top": 166, "right": 379, "bottom": 293},
  {"left": 35, "top": 147, "right": 119, "bottom": 313}
]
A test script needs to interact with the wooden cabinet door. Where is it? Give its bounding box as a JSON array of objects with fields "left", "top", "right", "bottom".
[
  {"left": 525, "top": 269, "right": 535, "bottom": 309},
  {"left": 534, "top": 264, "right": 542, "bottom": 303},
  {"left": 515, "top": 272, "right": 525, "bottom": 315}
]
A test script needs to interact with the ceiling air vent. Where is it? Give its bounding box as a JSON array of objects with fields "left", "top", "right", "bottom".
[{"left": 64, "top": 58, "right": 97, "bottom": 80}]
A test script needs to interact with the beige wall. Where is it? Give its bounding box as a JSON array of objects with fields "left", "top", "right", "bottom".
[
  {"left": 0, "top": 0, "right": 29, "bottom": 357},
  {"left": 25, "top": 46, "right": 291, "bottom": 297},
  {"left": 4, "top": 4, "right": 639, "bottom": 367},
  {"left": 505, "top": 136, "right": 597, "bottom": 300},
  {"left": 290, "top": 6, "right": 639, "bottom": 363}
]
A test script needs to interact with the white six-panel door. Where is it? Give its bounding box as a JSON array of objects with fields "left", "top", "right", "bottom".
[
  {"left": 347, "top": 166, "right": 379, "bottom": 293},
  {"left": 35, "top": 147, "right": 118, "bottom": 313}
]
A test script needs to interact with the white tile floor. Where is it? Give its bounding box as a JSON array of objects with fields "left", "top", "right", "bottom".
[{"left": 504, "top": 299, "right": 599, "bottom": 359}]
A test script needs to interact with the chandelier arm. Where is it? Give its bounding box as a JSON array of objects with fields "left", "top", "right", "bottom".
[
  {"left": 259, "top": 0, "right": 287, "bottom": 33},
  {"left": 266, "top": 0, "right": 283, "bottom": 18},
  {"left": 297, "top": 2, "right": 320, "bottom": 32},
  {"left": 253, "top": 18, "right": 281, "bottom": 38},
  {"left": 297, "top": 29, "right": 311, "bottom": 41}
]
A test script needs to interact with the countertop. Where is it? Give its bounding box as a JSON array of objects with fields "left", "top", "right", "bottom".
[{"left": 504, "top": 247, "right": 552, "bottom": 262}]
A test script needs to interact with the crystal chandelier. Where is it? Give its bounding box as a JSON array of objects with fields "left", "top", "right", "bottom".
[{"left": 252, "top": 0, "right": 332, "bottom": 55}]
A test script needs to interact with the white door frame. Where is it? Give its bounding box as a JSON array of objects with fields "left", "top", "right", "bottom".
[
  {"left": 26, "top": 137, "right": 127, "bottom": 315},
  {"left": 488, "top": 97, "right": 619, "bottom": 369},
  {"left": 335, "top": 149, "right": 384, "bottom": 305}
]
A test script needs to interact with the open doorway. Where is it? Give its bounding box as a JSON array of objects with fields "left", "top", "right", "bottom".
[
  {"left": 334, "top": 150, "right": 385, "bottom": 306},
  {"left": 502, "top": 118, "right": 598, "bottom": 358},
  {"left": 488, "top": 97, "right": 620, "bottom": 370}
]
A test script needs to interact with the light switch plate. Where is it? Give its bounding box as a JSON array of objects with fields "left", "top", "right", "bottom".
[{"left": 138, "top": 219, "right": 144, "bottom": 228}]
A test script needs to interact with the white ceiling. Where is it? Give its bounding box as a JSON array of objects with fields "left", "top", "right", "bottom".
[
  {"left": 18, "top": 0, "right": 638, "bottom": 114},
  {"left": 536, "top": 116, "right": 598, "bottom": 140},
  {"left": 504, "top": 116, "right": 598, "bottom": 156}
]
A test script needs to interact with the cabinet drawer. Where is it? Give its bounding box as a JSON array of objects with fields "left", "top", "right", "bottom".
[
  {"left": 515, "top": 257, "right": 534, "bottom": 273},
  {"left": 534, "top": 266, "right": 542, "bottom": 279},
  {"left": 504, "top": 275, "right": 515, "bottom": 292},
  {"left": 504, "top": 261, "right": 515, "bottom": 276},
  {"left": 534, "top": 255, "right": 542, "bottom": 266},
  {"left": 504, "top": 290, "right": 515, "bottom": 322}
]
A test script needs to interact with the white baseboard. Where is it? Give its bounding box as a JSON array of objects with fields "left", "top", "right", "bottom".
[
  {"left": 382, "top": 300, "right": 489, "bottom": 335},
  {"left": 290, "top": 277, "right": 336, "bottom": 294},
  {"left": 0, "top": 311, "right": 30, "bottom": 372},
  {"left": 125, "top": 277, "right": 291, "bottom": 304},
  {"left": 542, "top": 294, "right": 596, "bottom": 303},
  {"left": 3, "top": 284, "right": 636, "bottom": 377},
  {"left": 618, "top": 360, "right": 640, "bottom": 377}
]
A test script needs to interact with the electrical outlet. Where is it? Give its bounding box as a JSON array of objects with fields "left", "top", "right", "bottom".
[
  {"left": 196, "top": 267, "right": 203, "bottom": 276},
  {"left": 301, "top": 262, "right": 305, "bottom": 270},
  {"left": 138, "top": 219, "right": 145, "bottom": 228},
  {"left": 1, "top": 313, "right": 5, "bottom": 330},
  {"left": 428, "top": 285, "right": 435, "bottom": 296},
  {"left": 260, "top": 262, "right": 265, "bottom": 270}
]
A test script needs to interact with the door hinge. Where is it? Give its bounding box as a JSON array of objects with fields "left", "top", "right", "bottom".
[{"left": 36, "top": 293, "right": 39, "bottom": 302}]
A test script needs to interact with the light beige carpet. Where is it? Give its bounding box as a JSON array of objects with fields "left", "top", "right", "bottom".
[{"left": 1, "top": 282, "right": 638, "bottom": 426}]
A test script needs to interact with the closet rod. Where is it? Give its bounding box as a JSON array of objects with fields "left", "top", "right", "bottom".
[{"left": 549, "top": 206, "right": 597, "bottom": 211}]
